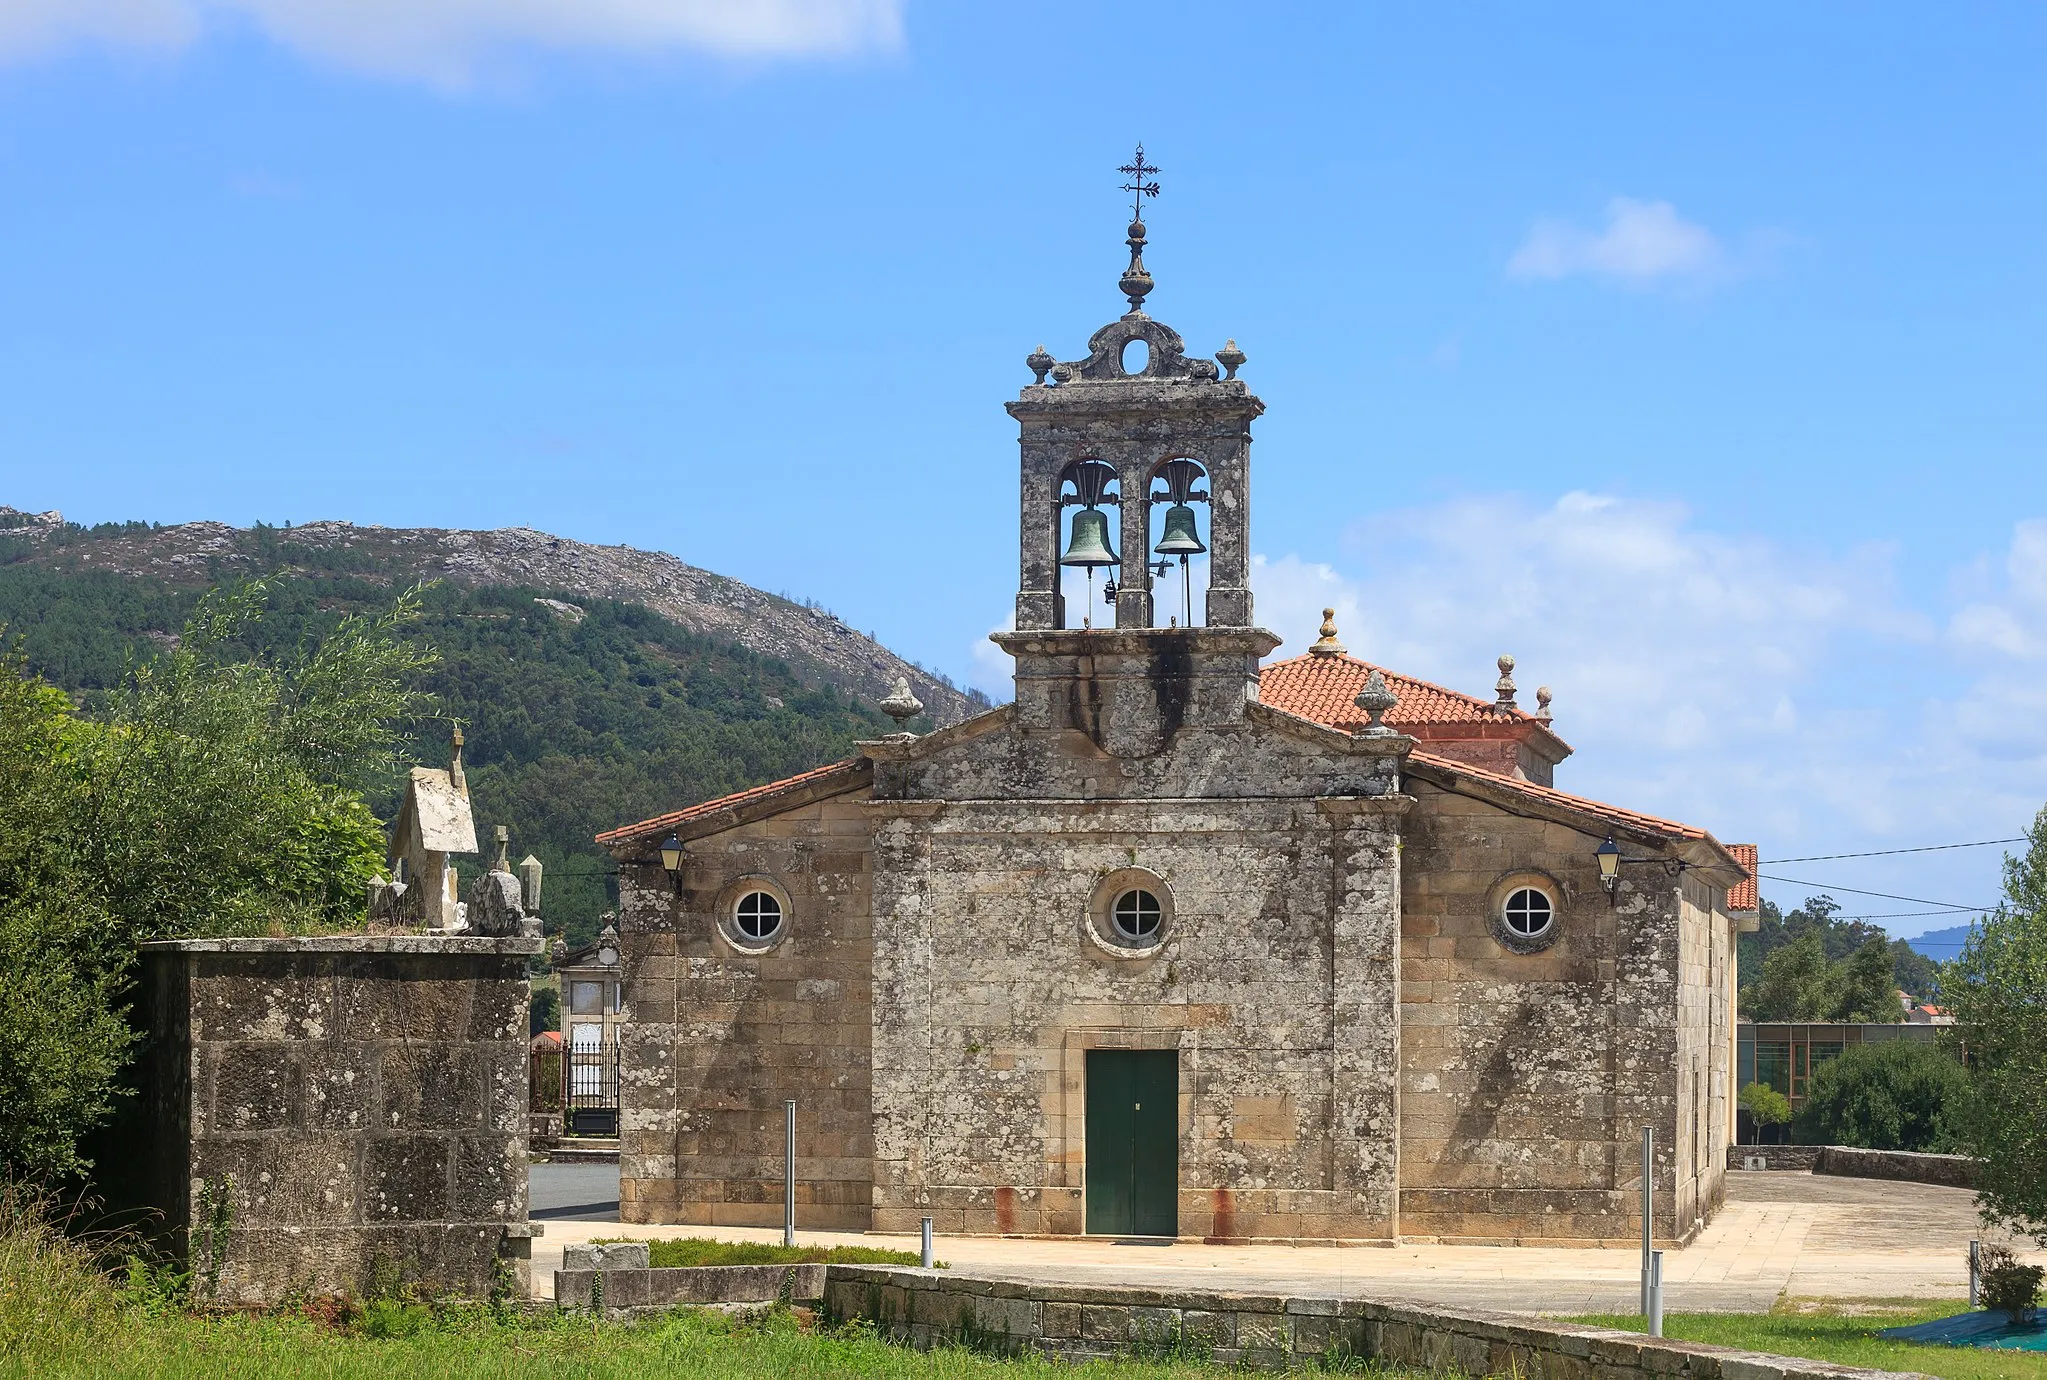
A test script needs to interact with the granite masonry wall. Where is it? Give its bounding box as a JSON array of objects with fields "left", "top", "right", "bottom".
[
  {"left": 1396, "top": 772, "right": 1724, "bottom": 1245},
  {"left": 616, "top": 790, "right": 877, "bottom": 1229},
  {"left": 819, "top": 1266, "right": 1919, "bottom": 1378},
  {"left": 134, "top": 936, "right": 541, "bottom": 1304}
]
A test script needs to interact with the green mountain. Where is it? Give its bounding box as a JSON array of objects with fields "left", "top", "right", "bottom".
[{"left": 0, "top": 508, "right": 988, "bottom": 946}]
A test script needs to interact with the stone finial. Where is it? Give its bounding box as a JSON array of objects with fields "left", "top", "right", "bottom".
[
  {"left": 1354, "top": 669, "right": 1399, "bottom": 737},
  {"left": 879, "top": 676, "right": 924, "bottom": 732},
  {"left": 550, "top": 936, "right": 567, "bottom": 966},
  {"left": 1495, "top": 655, "right": 1518, "bottom": 710},
  {"left": 492, "top": 823, "right": 510, "bottom": 873},
  {"left": 466, "top": 868, "right": 525, "bottom": 936},
  {"left": 1309, "top": 608, "right": 1347, "bottom": 657},
  {"left": 1027, "top": 344, "right": 1054, "bottom": 384},
  {"left": 519, "top": 853, "right": 544, "bottom": 914},
  {"left": 1215, "top": 339, "right": 1246, "bottom": 380},
  {"left": 1535, "top": 686, "right": 1553, "bottom": 723},
  {"left": 449, "top": 724, "right": 468, "bottom": 798}
]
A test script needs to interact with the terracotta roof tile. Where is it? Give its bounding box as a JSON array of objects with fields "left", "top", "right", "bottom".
[
  {"left": 1728, "top": 843, "right": 1759, "bottom": 912},
  {"left": 595, "top": 758, "right": 866, "bottom": 846},
  {"left": 1407, "top": 749, "right": 1713, "bottom": 842},
  {"left": 1260, "top": 652, "right": 1545, "bottom": 733}
]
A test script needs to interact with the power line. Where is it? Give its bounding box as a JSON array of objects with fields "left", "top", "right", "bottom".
[
  {"left": 1767, "top": 837, "right": 2025, "bottom": 864},
  {"left": 1756, "top": 873, "right": 1990, "bottom": 911}
]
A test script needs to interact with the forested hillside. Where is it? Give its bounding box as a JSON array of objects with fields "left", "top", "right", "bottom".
[
  {"left": 0, "top": 510, "right": 990, "bottom": 945},
  {"left": 1737, "top": 894, "right": 1945, "bottom": 1019}
]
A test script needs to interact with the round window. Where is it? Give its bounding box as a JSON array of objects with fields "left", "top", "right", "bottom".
[
  {"left": 1502, "top": 887, "right": 1554, "bottom": 939},
  {"left": 1112, "top": 889, "right": 1162, "bottom": 942},
  {"left": 734, "top": 890, "right": 783, "bottom": 942}
]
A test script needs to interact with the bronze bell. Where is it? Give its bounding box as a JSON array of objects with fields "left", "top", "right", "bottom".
[
  {"left": 1153, "top": 503, "right": 1205, "bottom": 556},
  {"left": 1060, "top": 507, "right": 1118, "bottom": 568}
]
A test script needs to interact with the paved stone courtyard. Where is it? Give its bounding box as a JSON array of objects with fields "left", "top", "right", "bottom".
[{"left": 528, "top": 1168, "right": 2036, "bottom": 1313}]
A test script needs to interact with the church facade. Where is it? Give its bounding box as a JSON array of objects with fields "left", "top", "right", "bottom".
[{"left": 598, "top": 222, "right": 1752, "bottom": 1246}]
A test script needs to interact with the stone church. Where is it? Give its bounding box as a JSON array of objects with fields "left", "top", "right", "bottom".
[{"left": 598, "top": 214, "right": 1753, "bottom": 1246}]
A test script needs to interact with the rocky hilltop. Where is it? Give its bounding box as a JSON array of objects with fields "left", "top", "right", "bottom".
[{"left": 0, "top": 507, "right": 983, "bottom": 725}]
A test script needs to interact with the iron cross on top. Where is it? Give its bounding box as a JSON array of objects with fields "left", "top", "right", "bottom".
[{"left": 1118, "top": 145, "right": 1160, "bottom": 222}]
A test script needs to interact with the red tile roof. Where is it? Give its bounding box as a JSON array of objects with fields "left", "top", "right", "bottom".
[
  {"left": 1259, "top": 651, "right": 1563, "bottom": 740},
  {"left": 1728, "top": 843, "right": 1759, "bottom": 912},
  {"left": 1406, "top": 750, "right": 1713, "bottom": 843},
  {"left": 595, "top": 758, "right": 867, "bottom": 846}
]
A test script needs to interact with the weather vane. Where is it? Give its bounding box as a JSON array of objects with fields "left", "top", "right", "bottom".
[{"left": 1118, "top": 144, "right": 1160, "bottom": 222}]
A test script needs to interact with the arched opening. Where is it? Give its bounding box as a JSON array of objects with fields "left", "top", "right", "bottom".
[
  {"left": 1056, "top": 459, "right": 1122, "bottom": 629},
  {"left": 1120, "top": 336, "right": 1150, "bottom": 376},
  {"left": 1145, "top": 458, "right": 1210, "bottom": 628}
]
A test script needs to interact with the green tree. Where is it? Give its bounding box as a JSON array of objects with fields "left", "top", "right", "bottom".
[
  {"left": 1741, "top": 930, "right": 1835, "bottom": 1020},
  {"left": 0, "top": 654, "right": 134, "bottom": 1177},
  {"left": 1942, "top": 805, "right": 2047, "bottom": 1244},
  {"left": 1736, "top": 1082, "right": 1792, "bottom": 1145},
  {"left": 0, "top": 582, "right": 436, "bottom": 1177},
  {"left": 1792, "top": 1039, "right": 1966, "bottom": 1151},
  {"left": 1832, "top": 936, "right": 1906, "bottom": 1022}
]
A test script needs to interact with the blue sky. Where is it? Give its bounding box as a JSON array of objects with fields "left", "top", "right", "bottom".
[{"left": 2, "top": 3, "right": 2044, "bottom": 936}]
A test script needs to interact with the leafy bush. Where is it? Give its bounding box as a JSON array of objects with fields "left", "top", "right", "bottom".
[
  {"left": 1736, "top": 1082, "right": 1792, "bottom": 1142},
  {"left": 1942, "top": 806, "right": 2047, "bottom": 1246},
  {"left": 0, "top": 582, "right": 436, "bottom": 1178},
  {"left": 1979, "top": 1245, "right": 2043, "bottom": 1316},
  {"left": 1792, "top": 1039, "right": 1965, "bottom": 1151}
]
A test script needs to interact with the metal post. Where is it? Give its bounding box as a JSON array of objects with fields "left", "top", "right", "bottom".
[
  {"left": 1641, "top": 1126, "right": 1654, "bottom": 1318},
  {"left": 1648, "top": 1250, "right": 1665, "bottom": 1338},
  {"left": 1969, "top": 1239, "right": 1981, "bottom": 1308},
  {"left": 783, "top": 1099, "right": 796, "bottom": 1248},
  {"left": 921, "top": 1216, "right": 935, "bottom": 1269}
]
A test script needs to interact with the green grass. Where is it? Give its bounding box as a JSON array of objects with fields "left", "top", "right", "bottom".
[
  {"left": 2, "top": 1302, "right": 1325, "bottom": 1379},
  {"left": 599, "top": 1236, "right": 939, "bottom": 1269},
  {"left": 1570, "top": 1304, "right": 2047, "bottom": 1380}
]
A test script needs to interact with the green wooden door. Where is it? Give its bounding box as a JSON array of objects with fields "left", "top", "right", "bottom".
[{"left": 1084, "top": 1049, "right": 1178, "bottom": 1237}]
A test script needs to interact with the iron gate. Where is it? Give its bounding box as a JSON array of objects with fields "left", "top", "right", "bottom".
[{"left": 565, "top": 1045, "right": 620, "bottom": 1137}]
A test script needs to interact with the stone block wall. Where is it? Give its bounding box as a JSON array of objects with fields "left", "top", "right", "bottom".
[
  {"left": 134, "top": 936, "right": 540, "bottom": 1304},
  {"left": 820, "top": 1266, "right": 1916, "bottom": 1378},
  {"left": 865, "top": 792, "right": 1405, "bottom": 1242},
  {"left": 1397, "top": 779, "right": 1700, "bottom": 1244},
  {"left": 1674, "top": 874, "right": 1731, "bottom": 1233},
  {"left": 616, "top": 791, "right": 876, "bottom": 1229}
]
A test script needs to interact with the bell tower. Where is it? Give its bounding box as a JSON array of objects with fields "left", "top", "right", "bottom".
[
  {"left": 993, "top": 151, "right": 1279, "bottom": 760},
  {"left": 1006, "top": 148, "right": 1263, "bottom": 633}
]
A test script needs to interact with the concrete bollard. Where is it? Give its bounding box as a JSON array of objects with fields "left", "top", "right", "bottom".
[
  {"left": 1649, "top": 1250, "right": 1665, "bottom": 1338},
  {"left": 783, "top": 1099, "right": 797, "bottom": 1249}
]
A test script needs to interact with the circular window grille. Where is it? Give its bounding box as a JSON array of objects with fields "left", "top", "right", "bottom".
[
  {"left": 1112, "top": 889, "right": 1162, "bottom": 941},
  {"left": 734, "top": 890, "right": 783, "bottom": 942},
  {"left": 1502, "top": 887, "right": 1554, "bottom": 939}
]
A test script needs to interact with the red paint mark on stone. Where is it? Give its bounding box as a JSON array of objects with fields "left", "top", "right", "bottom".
[
  {"left": 995, "top": 1185, "right": 1017, "bottom": 1234},
  {"left": 1210, "top": 1187, "right": 1236, "bottom": 1241}
]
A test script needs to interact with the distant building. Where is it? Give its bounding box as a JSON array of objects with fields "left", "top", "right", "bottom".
[{"left": 1735, "top": 1020, "right": 1951, "bottom": 1138}]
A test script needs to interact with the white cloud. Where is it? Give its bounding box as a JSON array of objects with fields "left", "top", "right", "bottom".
[
  {"left": 1249, "top": 498, "right": 2047, "bottom": 928},
  {"left": 0, "top": 0, "right": 902, "bottom": 84},
  {"left": 1951, "top": 519, "right": 2047, "bottom": 659},
  {"left": 1508, "top": 197, "right": 1726, "bottom": 285}
]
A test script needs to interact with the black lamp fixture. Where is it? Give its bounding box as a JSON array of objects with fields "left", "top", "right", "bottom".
[
  {"left": 658, "top": 833, "right": 685, "bottom": 893},
  {"left": 1594, "top": 830, "right": 1685, "bottom": 905},
  {"left": 1595, "top": 834, "right": 1622, "bottom": 895}
]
